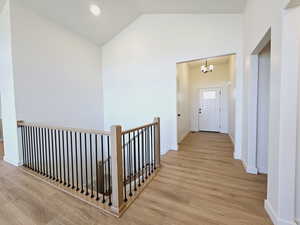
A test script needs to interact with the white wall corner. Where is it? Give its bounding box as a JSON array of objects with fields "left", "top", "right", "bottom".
[
  {"left": 4, "top": 156, "right": 22, "bottom": 167},
  {"left": 241, "top": 159, "right": 258, "bottom": 174},
  {"left": 234, "top": 150, "right": 241, "bottom": 160},
  {"left": 265, "top": 200, "right": 297, "bottom": 225}
]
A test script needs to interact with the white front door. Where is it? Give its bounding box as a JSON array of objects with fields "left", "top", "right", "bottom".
[{"left": 198, "top": 88, "right": 221, "bottom": 132}]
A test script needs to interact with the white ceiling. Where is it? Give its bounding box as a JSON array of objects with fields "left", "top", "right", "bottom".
[
  {"left": 187, "top": 55, "right": 231, "bottom": 68},
  {"left": 12, "top": 0, "right": 246, "bottom": 46}
]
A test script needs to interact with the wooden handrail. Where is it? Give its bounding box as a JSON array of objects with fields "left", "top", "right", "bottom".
[
  {"left": 121, "top": 122, "right": 158, "bottom": 134},
  {"left": 17, "top": 121, "right": 111, "bottom": 136}
]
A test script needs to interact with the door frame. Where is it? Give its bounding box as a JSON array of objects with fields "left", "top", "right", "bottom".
[{"left": 198, "top": 87, "right": 222, "bottom": 132}]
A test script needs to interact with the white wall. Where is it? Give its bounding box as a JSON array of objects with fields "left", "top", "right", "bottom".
[
  {"left": 188, "top": 63, "right": 230, "bottom": 133},
  {"left": 228, "top": 55, "right": 236, "bottom": 144},
  {"left": 242, "top": 0, "right": 297, "bottom": 224},
  {"left": 176, "top": 63, "right": 190, "bottom": 143},
  {"left": 10, "top": 0, "right": 104, "bottom": 130},
  {"left": 287, "top": 5, "right": 300, "bottom": 224},
  {"left": 0, "top": 0, "right": 20, "bottom": 165},
  {"left": 0, "top": 0, "right": 104, "bottom": 165},
  {"left": 102, "top": 14, "right": 243, "bottom": 154}
]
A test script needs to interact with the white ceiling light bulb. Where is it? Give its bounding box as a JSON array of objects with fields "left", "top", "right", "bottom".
[{"left": 90, "top": 4, "right": 101, "bottom": 16}]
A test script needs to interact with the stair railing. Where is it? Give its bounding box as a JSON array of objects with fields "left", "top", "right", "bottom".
[{"left": 17, "top": 117, "right": 161, "bottom": 216}]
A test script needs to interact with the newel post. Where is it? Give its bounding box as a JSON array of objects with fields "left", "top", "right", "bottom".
[
  {"left": 154, "top": 117, "right": 161, "bottom": 168},
  {"left": 110, "top": 125, "right": 124, "bottom": 213}
]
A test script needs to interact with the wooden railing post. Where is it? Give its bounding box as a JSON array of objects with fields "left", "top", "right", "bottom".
[
  {"left": 154, "top": 117, "right": 161, "bottom": 168},
  {"left": 110, "top": 125, "right": 124, "bottom": 214}
]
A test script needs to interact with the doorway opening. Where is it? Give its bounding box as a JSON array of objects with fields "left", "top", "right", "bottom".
[
  {"left": 256, "top": 41, "right": 271, "bottom": 174},
  {"left": 247, "top": 29, "right": 271, "bottom": 175},
  {"left": 176, "top": 54, "right": 237, "bottom": 146}
]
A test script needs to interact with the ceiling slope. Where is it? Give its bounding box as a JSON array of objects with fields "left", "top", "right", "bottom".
[{"left": 13, "top": 0, "right": 246, "bottom": 45}]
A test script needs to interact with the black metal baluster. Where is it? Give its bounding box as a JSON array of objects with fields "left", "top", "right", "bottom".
[
  {"left": 43, "top": 128, "right": 46, "bottom": 175},
  {"left": 58, "top": 130, "right": 62, "bottom": 183},
  {"left": 27, "top": 127, "right": 31, "bottom": 168},
  {"left": 153, "top": 124, "right": 156, "bottom": 170},
  {"left": 137, "top": 131, "right": 141, "bottom": 187},
  {"left": 39, "top": 127, "right": 43, "bottom": 174},
  {"left": 34, "top": 127, "right": 38, "bottom": 172},
  {"left": 62, "top": 130, "right": 66, "bottom": 185},
  {"left": 54, "top": 130, "right": 59, "bottom": 181},
  {"left": 90, "top": 134, "right": 94, "bottom": 198},
  {"left": 122, "top": 135, "right": 127, "bottom": 202},
  {"left": 95, "top": 135, "right": 99, "bottom": 201},
  {"left": 44, "top": 128, "right": 48, "bottom": 176},
  {"left": 85, "top": 133, "right": 89, "bottom": 195},
  {"left": 52, "top": 129, "right": 56, "bottom": 180},
  {"left": 151, "top": 125, "right": 154, "bottom": 173},
  {"left": 101, "top": 135, "right": 105, "bottom": 202},
  {"left": 133, "top": 131, "right": 137, "bottom": 192},
  {"left": 147, "top": 127, "right": 151, "bottom": 176},
  {"left": 75, "top": 132, "right": 79, "bottom": 191},
  {"left": 51, "top": 129, "right": 55, "bottom": 180},
  {"left": 41, "top": 127, "right": 45, "bottom": 175},
  {"left": 80, "top": 133, "right": 84, "bottom": 193},
  {"left": 128, "top": 132, "right": 132, "bottom": 197},
  {"left": 71, "top": 132, "right": 75, "bottom": 189},
  {"left": 141, "top": 129, "right": 145, "bottom": 183},
  {"left": 55, "top": 130, "right": 59, "bottom": 181},
  {"left": 107, "top": 136, "right": 112, "bottom": 206},
  {"left": 22, "top": 127, "right": 27, "bottom": 167},
  {"left": 67, "top": 131, "right": 70, "bottom": 187},
  {"left": 47, "top": 128, "right": 51, "bottom": 178},
  {"left": 31, "top": 127, "right": 35, "bottom": 171},
  {"left": 25, "top": 127, "right": 30, "bottom": 168},
  {"left": 104, "top": 147, "right": 107, "bottom": 199},
  {"left": 145, "top": 127, "right": 149, "bottom": 179},
  {"left": 49, "top": 129, "right": 53, "bottom": 179},
  {"left": 36, "top": 127, "right": 40, "bottom": 173}
]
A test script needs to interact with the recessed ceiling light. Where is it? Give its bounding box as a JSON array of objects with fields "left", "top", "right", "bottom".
[{"left": 90, "top": 4, "right": 101, "bottom": 16}]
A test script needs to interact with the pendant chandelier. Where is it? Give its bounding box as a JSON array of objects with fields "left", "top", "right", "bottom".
[{"left": 201, "top": 59, "right": 214, "bottom": 74}]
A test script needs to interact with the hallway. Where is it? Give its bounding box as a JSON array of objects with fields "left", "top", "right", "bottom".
[{"left": 0, "top": 132, "right": 272, "bottom": 225}]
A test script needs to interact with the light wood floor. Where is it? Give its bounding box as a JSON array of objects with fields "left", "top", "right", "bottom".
[{"left": 0, "top": 132, "right": 272, "bottom": 225}]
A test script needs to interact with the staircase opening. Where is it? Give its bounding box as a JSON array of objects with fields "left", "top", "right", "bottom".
[{"left": 17, "top": 118, "right": 161, "bottom": 217}]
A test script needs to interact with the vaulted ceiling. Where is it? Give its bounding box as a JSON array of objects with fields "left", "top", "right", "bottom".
[{"left": 12, "top": 0, "right": 247, "bottom": 46}]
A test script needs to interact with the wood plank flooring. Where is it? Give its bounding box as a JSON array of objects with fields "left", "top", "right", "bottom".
[{"left": 0, "top": 132, "right": 272, "bottom": 225}]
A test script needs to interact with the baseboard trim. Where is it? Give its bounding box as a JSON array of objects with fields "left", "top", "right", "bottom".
[
  {"left": 178, "top": 131, "right": 190, "bottom": 144},
  {"left": 241, "top": 160, "right": 258, "bottom": 174},
  {"left": 234, "top": 151, "right": 241, "bottom": 160},
  {"left": 265, "top": 200, "right": 297, "bottom": 225},
  {"left": 4, "top": 156, "right": 23, "bottom": 167},
  {"left": 229, "top": 134, "right": 235, "bottom": 145}
]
